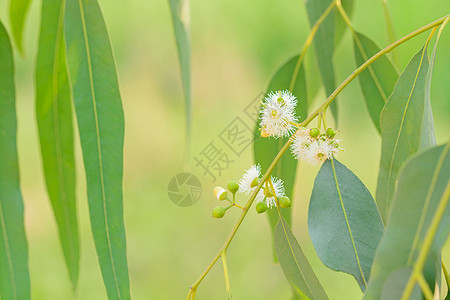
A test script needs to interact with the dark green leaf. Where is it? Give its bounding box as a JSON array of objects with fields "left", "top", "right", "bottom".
[
  {"left": 36, "top": 0, "right": 79, "bottom": 288},
  {"left": 376, "top": 45, "right": 430, "bottom": 224},
  {"left": 9, "top": 0, "right": 32, "bottom": 53},
  {"left": 0, "top": 21, "right": 30, "bottom": 300},
  {"left": 305, "top": 0, "right": 338, "bottom": 123},
  {"left": 364, "top": 143, "right": 450, "bottom": 300},
  {"left": 253, "top": 55, "right": 307, "bottom": 246},
  {"left": 275, "top": 218, "right": 329, "bottom": 300},
  {"left": 168, "top": 0, "right": 191, "bottom": 156},
  {"left": 353, "top": 32, "right": 398, "bottom": 133},
  {"left": 64, "top": 0, "right": 130, "bottom": 298},
  {"left": 309, "top": 159, "right": 384, "bottom": 291}
]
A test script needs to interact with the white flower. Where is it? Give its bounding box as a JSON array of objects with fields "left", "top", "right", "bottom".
[
  {"left": 291, "top": 129, "right": 343, "bottom": 166},
  {"left": 256, "top": 176, "right": 286, "bottom": 208},
  {"left": 238, "top": 164, "right": 261, "bottom": 195},
  {"left": 259, "top": 90, "right": 298, "bottom": 138},
  {"left": 290, "top": 128, "right": 313, "bottom": 160}
]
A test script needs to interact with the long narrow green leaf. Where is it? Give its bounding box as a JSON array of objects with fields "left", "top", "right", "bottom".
[
  {"left": 305, "top": 0, "right": 338, "bottom": 123},
  {"left": 365, "top": 143, "right": 450, "bottom": 300},
  {"left": 275, "top": 218, "right": 329, "bottom": 300},
  {"left": 420, "top": 21, "right": 447, "bottom": 149},
  {"left": 0, "top": 21, "right": 30, "bottom": 300},
  {"left": 380, "top": 268, "right": 421, "bottom": 300},
  {"left": 376, "top": 45, "right": 430, "bottom": 224},
  {"left": 9, "top": 0, "right": 32, "bottom": 53},
  {"left": 36, "top": 0, "right": 79, "bottom": 287},
  {"left": 253, "top": 55, "right": 307, "bottom": 243},
  {"left": 64, "top": 0, "right": 130, "bottom": 299},
  {"left": 353, "top": 32, "right": 398, "bottom": 133},
  {"left": 168, "top": 0, "right": 191, "bottom": 160},
  {"left": 309, "top": 159, "right": 384, "bottom": 291}
]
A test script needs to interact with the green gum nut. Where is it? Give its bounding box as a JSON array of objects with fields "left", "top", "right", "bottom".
[
  {"left": 227, "top": 179, "right": 239, "bottom": 194},
  {"left": 326, "top": 128, "right": 336, "bottom": 138},
  {"left": 256, "top": 202, "right": 268, "bottom": 214},
  {"left": 310, "top": 128, "right": 320, "bottom": 138},
  {"left": 279, "top": 196, "right": 291, "bottom": 208},
  {"left": 212, "top": 206, "right": 226, "bottom": 218}
]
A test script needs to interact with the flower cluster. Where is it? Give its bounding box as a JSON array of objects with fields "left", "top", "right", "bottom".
[
  {"left": 259, "top": 90, "right": 297, "bottom": 138},
  {"left": 290, "top": 127, "right": 342, "bottom": 166}
]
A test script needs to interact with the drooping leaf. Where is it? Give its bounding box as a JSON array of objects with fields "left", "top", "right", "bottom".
[
  {"left": 9, "top": 0, "right": 32, "bottom": 53},
  {"left": 64, "top": 1, "right": 131, "bottom": 299},
  {"left": 0, "top": 21, "right": 30, "bottom": 300},
  {"left": 36, "top": 0, "right": 79, "bottom": 287},
  {"left": 364, "top": 143, "right": 450, "bottom": 300},
  {"left": 275, "top": 218, "right": 329, "bottom": 300},
  {"left": 253, "top": 54, "right": 307, "bottom": 245},
  {"left": 376, "top": 45, "right": 430, "bottom": 224},
  {"left": 309, "top": 159, "right": 384, "bottom": 291},
  {"left": 334, "top": 0, "right": 353, "bottom": 46},
  {"left": 168, "top": 0, "right": 191, "bottom": 158},
  {"left": 305, "top": 0, "right": 338, "bottom": 123},
  {"left": 353, "top": 32, "right": 398, "bottom": 133}
]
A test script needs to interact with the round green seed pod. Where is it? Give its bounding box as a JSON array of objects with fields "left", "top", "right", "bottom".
[
  {"left": 279, "top": 196, "right": 291, "bottom": 208},
  {"left": 227, "top": 179, "right": 239, "bottom": 194},
  {"left": 256, "top": 202, "right": 268, "bottom": 214},
  {"left": 212, "top": 206, "right": 226, "bottom": 218},
  {"left": 310, "top": 128, "right": 320, "bottom": 138},
  {"left": 326, "top": 128, "right": 336, "bottom": 138}
]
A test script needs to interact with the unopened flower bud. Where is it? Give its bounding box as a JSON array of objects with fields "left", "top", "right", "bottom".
[
  {"left": 326, "top": 128, "right": 336, "bottom": 139},
  {"left": 256, "top": 202, "right": 268, "bottom": 214},
  {"left": 278, "top": 196, "right": 291, "bottom": 208},
  {"left": 212, "top": 206, "right": 226, "bottom": 218},
  {"left": 310, "top": 128, "right": 320, "bottom": 138},
  {"left": 227, "top": 179, "right": 239, "bottom": 194}
]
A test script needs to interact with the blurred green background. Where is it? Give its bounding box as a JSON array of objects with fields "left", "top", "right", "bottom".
[{"left": 0, "top": 0, "right": 449, "bottom": 299}]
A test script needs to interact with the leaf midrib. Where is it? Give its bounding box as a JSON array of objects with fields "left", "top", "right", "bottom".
[
  {"left": 385, "top": 45, "right": 428, "bottom": 205},
  {"left": 77, "top": 0, "right": 121, "bottom": 298},
  {"left": 331, "top": 159, "right": 367, "bottom": 287}
]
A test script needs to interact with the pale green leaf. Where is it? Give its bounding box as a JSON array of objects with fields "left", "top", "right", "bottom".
[
  {"left": 168, "top": 0, "right": 191, "bottom": 156},
  {"left": 36, "top": 0, "right": 79, "bottom": 288},
  {"left": 309, "top": 159, "right": 384, "bottom": 291},
  {"left": 365, "top": 143, "right": 450, "bottom": 299},
  {"left": 305, "top": 0, "right": 338, "bottom": 123},
  {"left": 9, "top": 0, "right": 32, "bottom": 53},
  {"left": 376, "top": 45, "right": 430, "bottom": 224},
  {"left": 64, "top": 0, "right": 130, "bottom": 298},
  {"left": 353, "top": 32, "right": 398, "bottom": 133},
  {"left": 380, "top": 268, "right": 421, "bottom": 300},
  {"left": 275, "top": 218, "right": 329, "bottom": 300},
  {"left": 0, "top": 21, "right": 30, "bottom": 300},
  {"left": 253, "top": 54, "right": 307, "bottom": 244}
]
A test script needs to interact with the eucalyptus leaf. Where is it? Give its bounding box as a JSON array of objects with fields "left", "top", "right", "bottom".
[
  {"left": 334, "top": 0, "right": 353, "bottom": 46},
  {"left": 309, "top": 159, "right": 384, "bottom": 291},
  {"left": 275, "top": 218, "right": 329, "bottom": 300},
  {"left": 376, "top": 45, "right": 430, "bottom": 224},
  {"left": 253, "top": 54, "right": 307, "bottom": 248},
  {"left": 36, "top": 0, "right": 79, "bottom": 287},
  {"left": 168, "top": 0, "right": 191, "bottom": 155},
  {"left": 0, "top": 21, "right": 30, "bottom": 300},
  {"left": 305, "top": 0, "right": 338, "bottom": 123},
  {"left": 364, "top": 143, "right": 450, "bottom": 300},
  {"left": 353, "top": 32, "right": 398, "bottom": 133},
  {"left": 64, "top": 0, "right": 130, "bottom": 298},
  {"left": 9, "top": 0, "right": 32, "bottom": 53},
  {"left": 380, "top": 268, "right": 421, "bottom": 300}
]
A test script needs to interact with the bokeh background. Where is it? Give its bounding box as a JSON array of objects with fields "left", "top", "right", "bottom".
[{"left": 0, "top": 0, "right": 449, "bottom": 299}]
